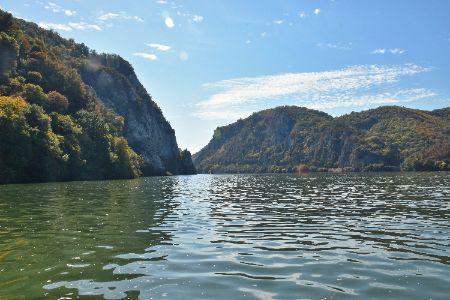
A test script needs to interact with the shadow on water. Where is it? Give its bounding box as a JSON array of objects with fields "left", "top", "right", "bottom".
[{"left": 0, "top": 177, "right": 180, "bottom": 299}]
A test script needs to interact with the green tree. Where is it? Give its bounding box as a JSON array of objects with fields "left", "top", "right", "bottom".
[
  {"left": 47, "top": 91, "right": 69, "bottom": 113},
  {"left": 0, "top": 11, "right": 14, "bottom": 33},
  {"left": 0, "top": 32, "right": 19, "bottom": 78},
  {"left": 22, "top": 83, "right": 48, "bottom": 107},
  {"left": 0, "top": 96, "right": 32, "bottom": 183},
  {"left": 26, "top": 71, "right": 43, "bottom": 84},
  {"left": 109, "top": 137, "right": 142, "bottom": 179}
]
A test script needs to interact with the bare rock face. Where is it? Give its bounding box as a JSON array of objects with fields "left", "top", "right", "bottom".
[{"left": 80, "top": 56, "right": 196, "bottom": 176}]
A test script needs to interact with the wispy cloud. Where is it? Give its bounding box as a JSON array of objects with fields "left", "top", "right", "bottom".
[
  {"left": 372, "top": 48, "right": 386, "bottom": 54},
  {"left": 147, "top": 43, "right": 171, "bottom": 51},
  {"left": 273, "top": 20, "right": 284, "bottom": 25},
  {"left": 317, "top": 42, "right": 352, "bottom": 51},
  {"left": 165, "top": 17, "right": 175, "bottom": 28},
  {"left": 194, "top": 64, "right": 433, "bottom": 120},
  {"left": 192, "top": 15, "right": 204, "bottom": 22},
  {"left": 38, "top": 21, "right": 101, "bottom": 31},
  {"left": 306, "top": 89, "right": 436, "bottom": 110},
  {"left": 68, "top": 22, "right": 102, "bottom": 31},
  {"left": 98, "top": 12, "right": 143, "bottom": 23},
  {"left": 175, "top": 12, "right": 205, "bottom": 23},
  {"left": 389, "top": 48, "right": 406, "bottom": 54},
  {"left": 314, "top": 8, "right": 321, "bottom": 15},
  {"left": 179, "top": 51, "right": 189, "bottom": 61},
  {"left": 372, "top": 48, "right": 406, "bottom": 55},
  {"left": 38, "top": 22, "right": 71, "bottom": 31},
  {"left": 98, "top": 13, "right": 120, "bottom": 21},
  {"left": 133, "top": 53, "right": 158, "bottom": 61},
  {"left": 299, "top": 11, "right": 306, "bottom": 18},
  {"left": 44, "top": 2, "right": 76, "bottom": 16}
]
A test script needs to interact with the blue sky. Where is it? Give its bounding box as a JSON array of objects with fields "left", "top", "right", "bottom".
[{"left": 2, "top": 0, "right": 450, "bottom": 152}]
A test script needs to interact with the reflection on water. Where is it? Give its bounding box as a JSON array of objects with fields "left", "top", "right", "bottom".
[{"left": 0, "top": 173, "right": 449, "bottom": 299}]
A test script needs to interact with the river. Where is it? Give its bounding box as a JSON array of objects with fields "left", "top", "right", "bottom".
[{"left": 0, "top": 173, "right": 449, "bottom": 299}]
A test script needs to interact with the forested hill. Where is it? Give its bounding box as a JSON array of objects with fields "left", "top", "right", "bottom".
[
  {"left": 194, "top": 105, "right": 450, "bottom": 173},
  {"left": 0, "top": 10, "right": 195, "bottom": 184}
]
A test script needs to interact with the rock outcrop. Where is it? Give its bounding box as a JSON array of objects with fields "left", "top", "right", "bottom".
[{"left": 80, "top": 55, "right": 196, "bottom": 175}]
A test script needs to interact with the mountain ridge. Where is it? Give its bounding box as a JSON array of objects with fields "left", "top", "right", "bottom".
[
  {"left": 0, "top": 10, "right": 195, "bottom": 184},
  {"left": 194, "top": 105, "right": 450, "bottom": 173}
]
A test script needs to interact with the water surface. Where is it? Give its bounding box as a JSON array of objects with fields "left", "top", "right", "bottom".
[{"left": 0, "top": 173, "right": 449, "bottom": 299}]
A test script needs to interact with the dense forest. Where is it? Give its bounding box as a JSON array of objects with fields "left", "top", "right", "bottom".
[
  {"left": 0, "top": 10, "right": 195, "bottom": 184},
  {"left": 194, "top": 106, "right": 450, "bottom": 173}
]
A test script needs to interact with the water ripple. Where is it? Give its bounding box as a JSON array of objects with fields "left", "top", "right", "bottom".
[{"left": 0, "top": 173, "right": 449, "bottom": 299}]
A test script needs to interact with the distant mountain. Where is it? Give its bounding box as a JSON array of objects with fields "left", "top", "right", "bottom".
[
  {"left": 194, "top": 106, "right": 450, "bottom": 173},
  {"left": 0, "top": 10, "right": 195, "bottom": 184}
]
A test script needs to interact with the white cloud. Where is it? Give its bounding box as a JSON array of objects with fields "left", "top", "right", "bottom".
[
  {"left": 273, "top": 20, "right": 283, "bottom": 25},
  {"left": 175, "top": 11, "right": 205, "bottom": 23},
  {"left": 194, "top": 64, "right": 433, "bottom": 120},
  {"left": 317, "top": 42, "right": 351, "bottom": 51},
  {"left": 372, "top": 48, "right": 405, "bottom": 55},
  {"left": 147, "top": 43, "right": 171, "bottom": 51},
  {"left": 44, "top": 2, "right": 76, "bottom": 16},
  {"left": 133, "top": 53, "right": 158, "bottom": 61},
  {"left": 192, "top": 15, "right": 204, "bottom": 22},
  {"left": 98, "top": 12, "right": 120, "bottom": 21},
  {"left": 305, "top": 89, "right": 436, "bottom": 110},
  {"left": 38, "top": 21, "right": 101, "bottom": 31},
  {"left": 314, "top": 8, "right": 321, "bottom": 15},
  {"left": 68, "top": 22, "right": 101, "bottom": 31},
  {"left": 260, "top": 32, "right": 267, "bottom": 37},
  {"left": 165, "top": 17, "right": 175, "bottom": 28},
  {"left": 38, "top": 22, "right": 72, "bottom": 31},
  {"left": 299, "top": 12, "right": 306, "bottom": 18},
  {"left": 389, "top": 48, "right": 406, "bottom": 54},
  {"left": 245, "top": 39, "right": 251, "bottom": 44},
  {"left": 179, "top": 51, "right": 189, "bottom": 61},
  {"left": 156, "top": 0, "right": 167, "bottom": 3},
  {"left": 372, "top": 48, "right": 386, "bottom": 54},
  {"left": 98, "top": 12, "right": 143, "bottom": 23}
]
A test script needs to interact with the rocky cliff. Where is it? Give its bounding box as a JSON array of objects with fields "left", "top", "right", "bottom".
[
  {"left": 194, "top": 106, "right": 450, "bottom": 173},
  {"left": 79, "top": 54, "right": 196, "bottom": 175},
  {"left": 0, "top": 10, "right": 195, "bottom": 184}
]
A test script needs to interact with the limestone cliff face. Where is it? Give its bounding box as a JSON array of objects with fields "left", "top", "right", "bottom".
[{"left": 80, "top": 55, "right": 196, "bottom": 175}]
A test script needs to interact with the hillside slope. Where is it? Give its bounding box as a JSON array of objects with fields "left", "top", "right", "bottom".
[
  {"left": 194, "top": 106, "right": 450, "bottom": 173},
  {"left": 0, "top": 10, "right": 195, "bottom": 184}
]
